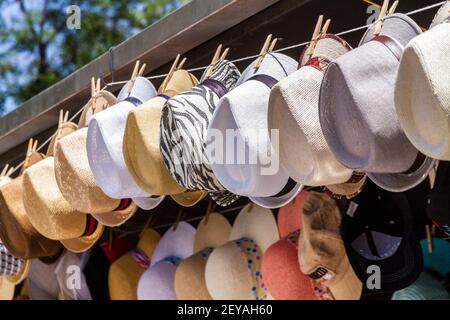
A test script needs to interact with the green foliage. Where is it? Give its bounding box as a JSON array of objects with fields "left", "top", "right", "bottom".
[{"left": 0, "top": 0, "right": 190, "bottom": 114}]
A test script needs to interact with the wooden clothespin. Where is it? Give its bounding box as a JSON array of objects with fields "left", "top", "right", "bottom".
[
  {"left": 173, "top": 209, "right": 184, "bottom": 232},
  {"left": 374, "top": 0, "right": 400, "bottom": 36},
  {"left": 143, "top": 214, "right": 155, "bottom": 230},
  {"left": 425, "top": 224, "right": 433, "bottom": 253},
  {"left": 254, "top": 34, "right": 279, "bottom": 70},
  {"left": 159, "top": 54, "right": 185, "bottom": 93},
  {"left": 22, "top": 138, "right": 38, "bottom": 171},
  {"left": 305, "top": 15, "right": 331, "bottom": 58},
  {"left": 203, "top": 200, "right": 214, "bottom": 225},
  {"left": 1, "top": 164, "right": 14, "bottom": 177},
  {"left": 127, "top": 60, "right": 141, "bottom": 94},
  {"left": 206, "top": 44, "right": 230, "bottom": 78},
  {"left": 108, "top": 228, "right": 114, "bottom": 252}
]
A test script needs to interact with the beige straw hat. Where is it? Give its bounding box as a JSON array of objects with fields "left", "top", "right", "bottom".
[
  {"left": 174, "top": 212, "right": 231, "bottom": 300},
  {"left": 54, "top": 92, "right": 138, "bottom": 227},
  {"left": 109, "top": 229, "right": 160, "bottom": 300},
  {"left": 205, "top": 204, "right": 279, "bottom": 300},
  {"left": 0, "top": 145, "right": 63, "bottom": 260},
  {"left": 22, "top": 120, "right": 104, "bottom": 253}
]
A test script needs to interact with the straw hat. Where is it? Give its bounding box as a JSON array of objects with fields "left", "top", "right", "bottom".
[
  {"left": 298, "top": 192, "right": 362, "bottom": 300},
  {"left": 205, "top": 204, "right": 279, "bottom": 300},
  {"left": 160, "top": 60, "right": 241, "bottom": 207},
  {"left": 319, "top": 13, "right": 435, "bottom": 192},
  {"left": 86, "top": 77, "right": 165, "bottom": 209},
  {"left": 0, "top": 150, "right": 63, "bottom": 260},
  {"left": 137, "top": 222, "right": 195, "bottom": 300},
  {"left": 0, "top": 241, "right": 31, "bottom": 300},
  {"left": 395, "top": 3, "right": 450, "bottom": 160},
  {"left": 109, "top": 229, "right": 160, "bottom": 300},
  {"left": 324, "top": 172, "right": 368, "bottom": 200},
  {"left": 269, "top": 34, "right": 353, "bottom": 187},
  {"left": 55, "top": 93, "right": 138, "bottom": 227},
  {"left": 124, "top": 70, "right": 201, "bottom": 197},
  {"left": 22, "top": 155, "right": 104, "bottom": 253},
  {"left": 206, "top": 53, "right": 302, "bottom": 208},
  {"left": 174, "top": 213, "right": 231, "bottom": 300}
]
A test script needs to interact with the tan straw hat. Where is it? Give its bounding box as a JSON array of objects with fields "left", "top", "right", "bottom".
[
  {"left": 22, "top": 118, "right": 104, "bottom": 253},
  {"left": 205, "top": 204, "right": 279, "bottom": 300},
  {"left": 0, "top": 144, "right": 63, "bottom": 260},
  {"left": 54, "top": 92, "right": 138, "bottom": 227},
  {"left": 174, "top": 212, "right": 231, "bottom": 300},
  {"left": 109, "top": 229, "right": 160, "bottom": 300}
]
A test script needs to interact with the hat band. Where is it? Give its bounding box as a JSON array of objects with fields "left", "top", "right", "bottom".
[
  {"left": 305, "top": 56, "right": 331, "bottom": 72},
  {"left": 114, "top": 198, "right": 133, "bottom": 211},
  {"left": 201, "top": 79, "right": 228, "bottom": 98},
  {"left": 130, "top": 248, "right": 150, "bottom": 269},
  {"left": 124, "top": 96, "right": 144, "bottom": 107},
  {"left": 232, "top": 238, "right": 268, "bottom": 300},
  {"left": 248, "top": 74, "right": 278, "bottom": 89},
  {"left": 199, "top": 247, "right": 214, "bottom": 260},
  {"left": 402, "top": 152, "right": 426, "bottom": 175},
  {"left": 372, "top": 35, "right": 403, "bottom": 61},
  {"left": 163, "top": 255, "right": 182, "bottom": 266},
  {"left": 158, "top": 93, "right": 170, "bottom": 101},
  {"left": 82, "top": 214, "right": 99, "bottom": 237},
  {"left": 271, "top": 178, "right": 298, "bottom": 198},
  {"left": 0, "top": 243, "right": 24, "bottom": 277}
]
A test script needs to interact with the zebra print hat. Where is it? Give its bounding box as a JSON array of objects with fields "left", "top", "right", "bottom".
[
  {"left": 160, "top": 60, "right": 241, "bottom": 207},
  {"left": 87, "top": 77, "right": 165, "bottom": 212},
  {"left": 206, "top": 53, "right": 303, "bottom": 208}
]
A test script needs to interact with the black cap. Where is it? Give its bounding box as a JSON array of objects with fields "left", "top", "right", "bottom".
[{"left": 342, "top": 180, "right": 423, "bottom": 293}]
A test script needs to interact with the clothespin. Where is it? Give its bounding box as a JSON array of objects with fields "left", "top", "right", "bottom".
[
  {"left": 425, "top": 224, "right": 433, "bottom": 253},
  {"left": 206, "top": 44, "right": 230, "bottom": 78},
  {"left": 204, "top": 200, "right": 214, "bottom": 225},
  {"left": 254, "top": 34, "right": 279, "bottom": 70},
  {"left": 305, "top": 15, "right": 331, "bottom": 58},
  {"left": 22, "top": 138, "right": 37, "bottom": 171},
  {"left": 373, "top": 0, "right": 399, "bottom": 36},
  {"left": 143, "top": 214, "right": 155, "bottom": 230},
  {"left": 173, "top": 209, "right": 183, "bottom": 231},
  {"left": 1, "top": 164, "right": 14, "bottom": 177},
  {"left": 108, "top": 228, "right": 113, "bottom": 252},
  {"left": 127, "top": 60, "right": 141, "bottom": 94},
  {"left": 159, "top": 54, "right": 186, "bottom": 93}
]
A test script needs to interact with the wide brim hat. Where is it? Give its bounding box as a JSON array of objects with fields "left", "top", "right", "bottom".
[
  {"left": 55, "top": 128, "right": 138, "bottom": 227},
  {"left": 205, "top": 204, "right": 279, "bottom": 300},
  {"left": 109, "top": 229, "right": 160, "bottom": 300},
  {"left": 22, "top": 157, "right": 104, "bottom": 253},
  {"left": 395, "top": 12, "right": 450, "bottom": 160},
  {"left": 0, "top": 169, "right": 63, "bottom": 260},
  {"left": 124, "top": 70, "right": 200, "bottom": 196},
  {"left": 207, "top": 53, "right": 299, "bottom": 199},
  {"left": 342, "top": 181, "right": 423, "bottom": 292},
  {"left": 319, "top": 13, "right": 434, "bottom": 192},
  {"left": 269, "top": 34, "right": 354, "bottom": 187},
  {"left": 137, "top": 222, "right": 195, "bottom": 300},
  {"left": 87, "top": 77, "right": 164, "bottom": 208},
  {"left": 174, "top": 213, "right": 231, "bottom": 300},
  {"left": 160, "top": 60, "right": 241, "bottom": 207}
]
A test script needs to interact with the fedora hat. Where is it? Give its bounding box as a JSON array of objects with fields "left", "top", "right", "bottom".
[
  {"left": 0, "top": 145, "right": 63, "bottom": 260},
  {"left": 206, "top": 52, "right": 302, "bottom": 208},
  {"left": 319, "top": 13, "right": 435, "bottom": 192},
  {"left": 160, "top": 59, "right": 241, "bottom": 207},
  {"left": 55, "top": 93, "right": 138, "bottom": 227},
  {"left": 124, "top": 68, "right": 201, "bottom": 196},
  {"left": 269, "top": 34, "right": 353, "bottom": 187},
  {"left": 395, "top": 3, "right": 450, "bottom": 160},
  {"left": 174, "top": 212, "right": 231, "bottom": 300},
  {"left": 87, "top": 76, "right": 165, "bottom": 209},
  {"left": 109, "top": 229, "right": 160, "bottom": 300},
  {"left": 137, "top": 222, "right": 195, "bottom": 300},
  {"left": 262, "top": 191, "right": 321, "bottom": 300},
  {"left": 298, "top": 192, "right": 362, "bottom": 300},
  {"left": 205, "top": 203, "right": 279, "bottom": 300}
]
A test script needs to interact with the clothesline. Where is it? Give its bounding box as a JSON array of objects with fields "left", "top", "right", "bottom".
[{"left": 8, "top": 1, "right": 445, "bottom": 176}]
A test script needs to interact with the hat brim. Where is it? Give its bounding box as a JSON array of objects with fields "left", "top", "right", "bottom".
[
  {"left": 60, "top": 223, "right": 105, "bottom": 253},
  {"left": 368, "top": 156, "right": 435, "bottom": 192},
  {"left": 0, "top": 277, "right": 15, "bottom": 300},
  {"left": 249, "top": 181, "right": 303, "bottom": 209},
  {"left": 132, "top": 196, "right": 165, "bottom": 211},
  {"left": 92, "top": 202, "right": 138, "bottom": 227},
  {"left": 170, "top": 191, "right": 207, "bottom": 207},
  {"left": 5, "top": 259, "right": 31, "bottom": 285},
  {"left": 137, "top": 261, "right": 177, "bottom": 300},
  {"left": 326, "top": 259, "right": 362, "bottom": 300}
]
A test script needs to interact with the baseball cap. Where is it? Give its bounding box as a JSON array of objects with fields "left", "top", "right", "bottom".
[
  {"left": 298, "top": 192, "right": 363, "bottom": 300},
  {"left": 342, "top": 181, "right": 423, "bottom": 293}
]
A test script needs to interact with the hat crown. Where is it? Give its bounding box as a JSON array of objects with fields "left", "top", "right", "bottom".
[
  {"left": 431, "top": 1, "right": 450, "bottom": 28},
  {"left": 300, "top": 34, "right": 352, "bottom": 67},
  {"left": 200, "top": 59, "right": 241, "bottom": 92},
  {"left": 46, "top": 121, "right": 78, "bottom": 157},
  {"left": 194, "top": 213, "right": 231, "bottom": 252},
  {"left": 0, "top": 176, "right": 12, "bottom": 187},
  {"left": 137, "top": 229, "right": 160, "bottom": 258},
  {"left": 238, "top": 52, "right": 297, "bottom": 85},
  {"left": 78, "top": 91, "right": 117, "bottom": 127},
  {"left": 160, "top": 69, "right": 199, "bottom": 97},
  {"left": 117, "top": 76, "right": 157, "bottom": 103}
]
